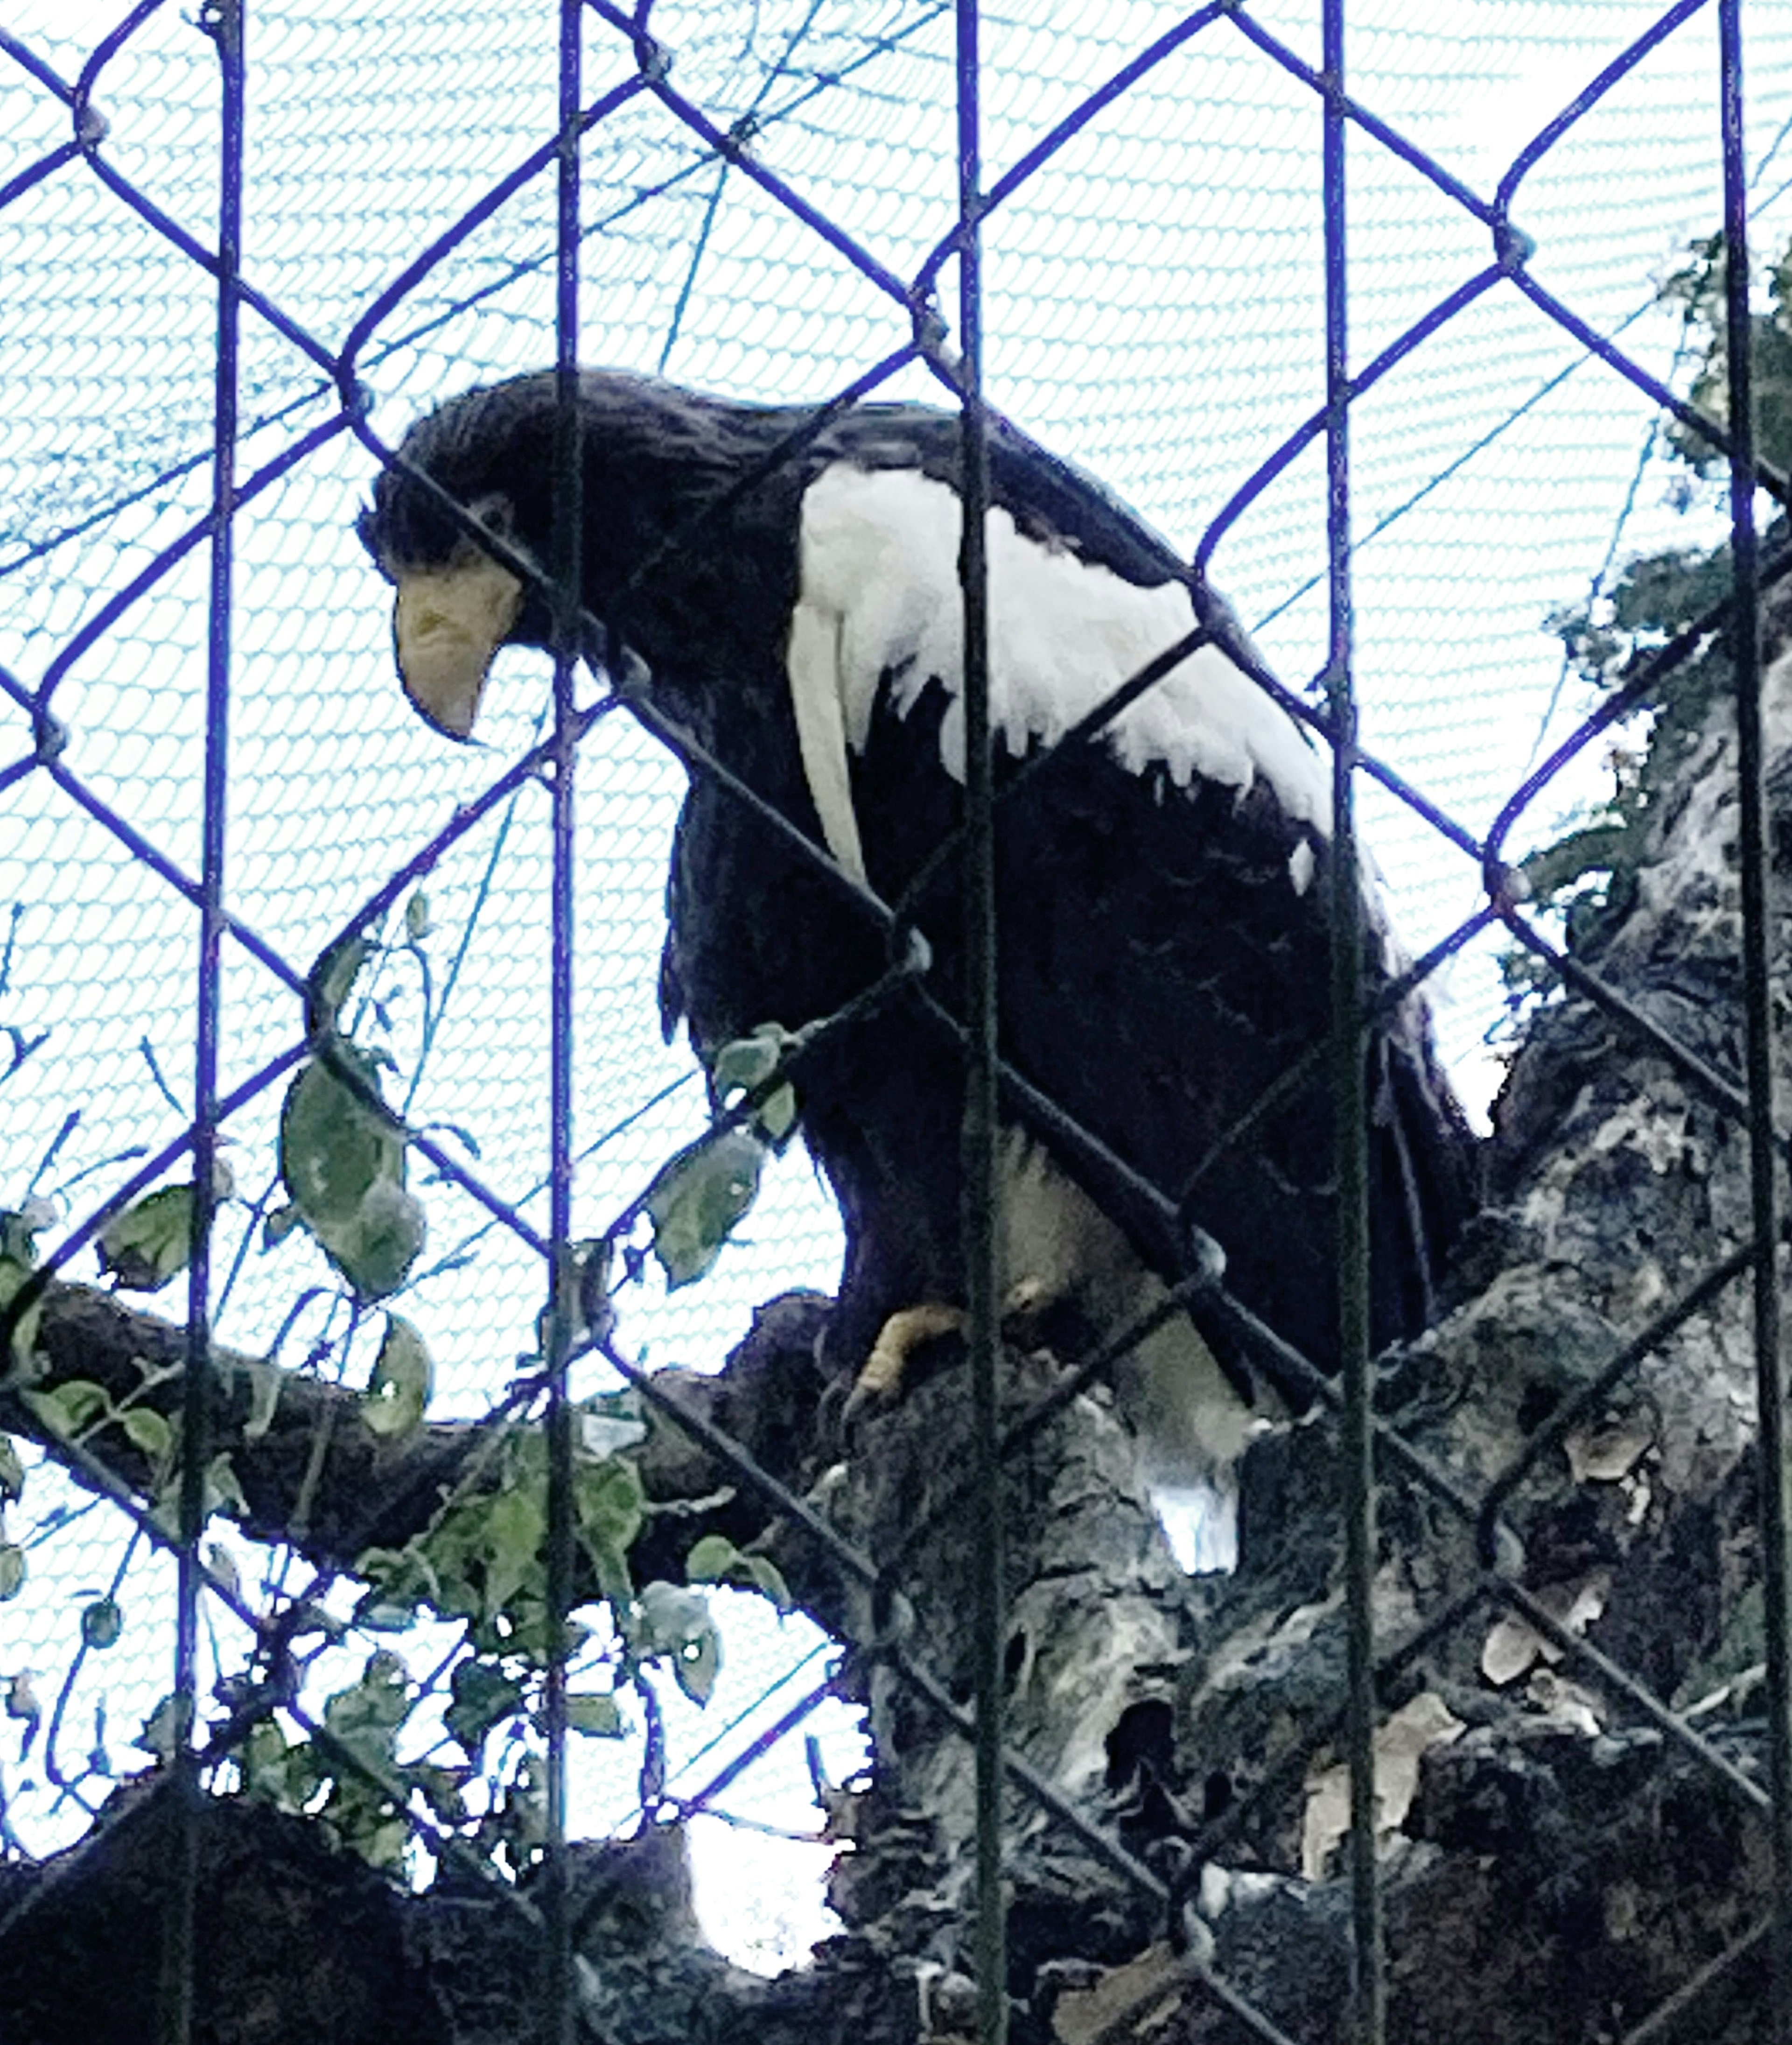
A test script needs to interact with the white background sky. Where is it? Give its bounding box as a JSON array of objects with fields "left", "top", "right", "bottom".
[{"left": 3, "top": 0, "right": 1791, "bottom": 1970}]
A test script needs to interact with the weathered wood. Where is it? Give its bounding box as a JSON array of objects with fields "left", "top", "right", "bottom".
[{"left": 4, "top": 655, "right": 1789, "bottom": 2044}]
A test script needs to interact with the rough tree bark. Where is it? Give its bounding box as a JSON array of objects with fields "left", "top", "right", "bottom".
[{"left": 2, "top": 644, "right": 1788, "bottom": 2045}]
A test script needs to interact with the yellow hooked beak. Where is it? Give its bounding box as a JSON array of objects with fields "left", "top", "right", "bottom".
[{"left": 391, "top": 549, "right": 525, "bottom": 739}]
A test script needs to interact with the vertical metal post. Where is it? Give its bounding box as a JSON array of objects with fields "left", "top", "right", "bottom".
[
  {"left": 955, "top": 5, "right": 1006, "bottom": 2042},
  {"left": 542, "top": 6, "right": 583, "bottom": 2041},
  {"left": 1323, "top": 1, "right": 1381, "bottom": 2039},
  {"left": 161, "top": 4, "right": 243, "bottom": 2039},
  {"left": 1720, "top": 7, "right": 1792, "bottom": 2037}
]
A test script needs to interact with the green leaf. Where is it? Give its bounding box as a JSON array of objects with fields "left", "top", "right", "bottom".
[
  {"left": 138, "top": 1692, "right": 185, "bottom": 1760},
  {"left": 711, "top": 1025, "right": 800, "bottom": 1145},
  {"left": 24, "top": 1378, "right": 107, "bottom": 1439},
  {"left": 0, "top": 1205, "right": 48, "bottom": 1267},
  {"left": 310, "top": 934, "right": 371, "bottom": 1035},
  {"left": 98, "top": 1185, "right": 196, "bottom": 1292},
  {"left": 262, "top": 1204, "right": 302, "bottom": 1251},
  {"left": 0, "top": 1435, "right": 23, "bottom": 1505},
  {"left": 205, "top": 1453, "right": 248, "bottom": 1518},
  {"left": 735, "top": 1559, "right": 795, "bottom": 1613},
  {"left": 279, "top": 1047, "right": 425, "bottom": 1299},
  {"left": 643, "top": 1127, "right": 766, "bottom": 1289},
  {"left": 578, "top": 1391, "right": 645, "bottom": 1459},
  {"left": 0, "top": 1254, "right": 44, "bottom": 1372},
  {"left": 445, "top": 1656, "right": 523, "bottom": 1757},
  {"left": 635, "top": 1580, "right": 720, "bottom": 1706},
  {"left": 0, "top": 1544, "right": 24, "bottom": 1602},
  {"left": 360, "top": 1817, "right": 412, "bottom": 1873},
  {"left": 564, "top": 1691, "right": 625, "bottom": 1737},
  {"left": 758, "top": 1083, "right": 798, "bottom": 1144},
  {"left": 684, "top": 1533, "right": 742, "bottom": 1582},
  {"left": 322, "top": 1650, "right": 410, "bottom": 1768},
  {"left": 685, "top": 1534, "right": 793, "bottom": 1614},
  {"left": 574, "top": 1454, "right": 644, "bottom": 1601},
  {"left": 671, "top": 1626, "right": 719, "bottom": 1705},
  {"left": 240, "top": 1717, "right": 322, "bottom": 1812},
  {"left": 239, "top": 1715, "right": 287, "bottom": 1793},
  {"left": 281, "top": 1052, "right": 391, "bottom": 1227},
  {"left": 406, "top": 1759, "right": 469, "bottom": 1826},
  {"left": 364, "top": 1314, "right": 432, "bottom": 1439},
  {"left": 481, "top": 1485, "right": 546, "bottom": 1619},
  {"left": 354, "top": 1543, "right": 439, "bottom": 1630},
  {"left": 118, "top": 1407, "right": 172, "bottom": 1460},
  {"left": 336, "top": 1180, "right": 427, "bottom": 1301},
  {"left": 80, "top": 1596, "right": 121, "bottom": 1648},
  {"left": 711, "top": 1030, "right": 777, "bottom": 1089},
  {"left": 204, "top": 1541, "right": 241, "bottom": 1600},
  {"left": 404, "top": 891, "right": 432, "bottom": 941}
]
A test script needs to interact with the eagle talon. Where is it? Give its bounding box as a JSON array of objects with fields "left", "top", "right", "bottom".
[
  {"left": 837, "top": 1282, "right": 1068, "bottom": 1450},
  {"left": 840, "top": 1302, "right": 968, "bottom": 1445},
  {"left": 1000, "top": 1275, "right": 1058, "bottom": 1347}
]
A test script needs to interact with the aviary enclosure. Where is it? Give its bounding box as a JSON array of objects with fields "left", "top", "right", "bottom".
[{"left": 2, "top": 3, "right": 1792, "bottom": 2041}]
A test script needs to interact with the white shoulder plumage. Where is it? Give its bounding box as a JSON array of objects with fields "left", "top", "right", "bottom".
[{"left": 789, "top": 461, "right": 1334, "bottom": 835}]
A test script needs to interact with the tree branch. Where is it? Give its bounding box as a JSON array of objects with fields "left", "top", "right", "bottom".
[{"left": 6, "top": 1282, "right": 835, "bottom": 1589}]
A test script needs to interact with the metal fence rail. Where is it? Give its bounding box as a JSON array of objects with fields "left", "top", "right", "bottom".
[{"left": 1, "top": 4, "right": 1789, "bottom": 2043}]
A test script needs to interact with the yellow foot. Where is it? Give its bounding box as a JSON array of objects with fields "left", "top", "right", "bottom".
[
  {"left": 837, "top": 1279, "right": 1069, "bottom": 1446},
  {"left": 840, "top": 1302, "right": 967, "bottom": 1438}
]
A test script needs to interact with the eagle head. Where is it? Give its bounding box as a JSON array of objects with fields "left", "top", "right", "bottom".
[
  {"left": 357, "top": 369, "right": 782, "bottom": 742},
  {"left": 355, "top": 379, "right": 579, "bottom": 740}
]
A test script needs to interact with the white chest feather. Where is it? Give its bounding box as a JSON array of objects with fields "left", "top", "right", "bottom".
[{"left": 995, "top": 1126, "right": 1265, "bottom": 1494}]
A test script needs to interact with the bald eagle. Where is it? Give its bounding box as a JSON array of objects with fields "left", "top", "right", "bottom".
[{"left": 357, "top": 371, "right": 1476, "bottom": 1501}]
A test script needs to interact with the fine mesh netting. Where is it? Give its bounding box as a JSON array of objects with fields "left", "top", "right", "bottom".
[{"left": 3, "top": 0, "right": 1791, "bottom": 1971}]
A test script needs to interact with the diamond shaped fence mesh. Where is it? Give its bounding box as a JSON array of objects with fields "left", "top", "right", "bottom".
[{"left": 2, "top": 1, "right": 1792, "bottom": 2040}]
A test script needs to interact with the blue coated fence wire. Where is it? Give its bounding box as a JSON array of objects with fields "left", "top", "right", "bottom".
[
  {"left": 1719, "top": 5, "right": 1792, "bottom": 2037},
  {"left": 952, "top": 10, "right": 1008, "bottom": 2039},
  {"left": 539, "top": 0, "right": 586, "bottom": 2037},
  {"left": 161, "top": 3, "right": 243, "bottom": 2036},
  {"left": 1318, "top": 0, "right": 1382, "bottom": 2033},
  {"left": 0, "top": 4, "right": 1788, "bottom": 2043}
]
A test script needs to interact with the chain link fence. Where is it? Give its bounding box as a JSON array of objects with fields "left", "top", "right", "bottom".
[{"left": 3, "top": 0, "right": 1792, "bottom": 2037}]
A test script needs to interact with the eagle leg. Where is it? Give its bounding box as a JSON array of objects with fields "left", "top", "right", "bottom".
[
  {"left": 838, "top": 1278, "right": 1070, "bottom": 1444},
  {"left": 840, "top": 1302, "right": 968, "bottom": 1437}
]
